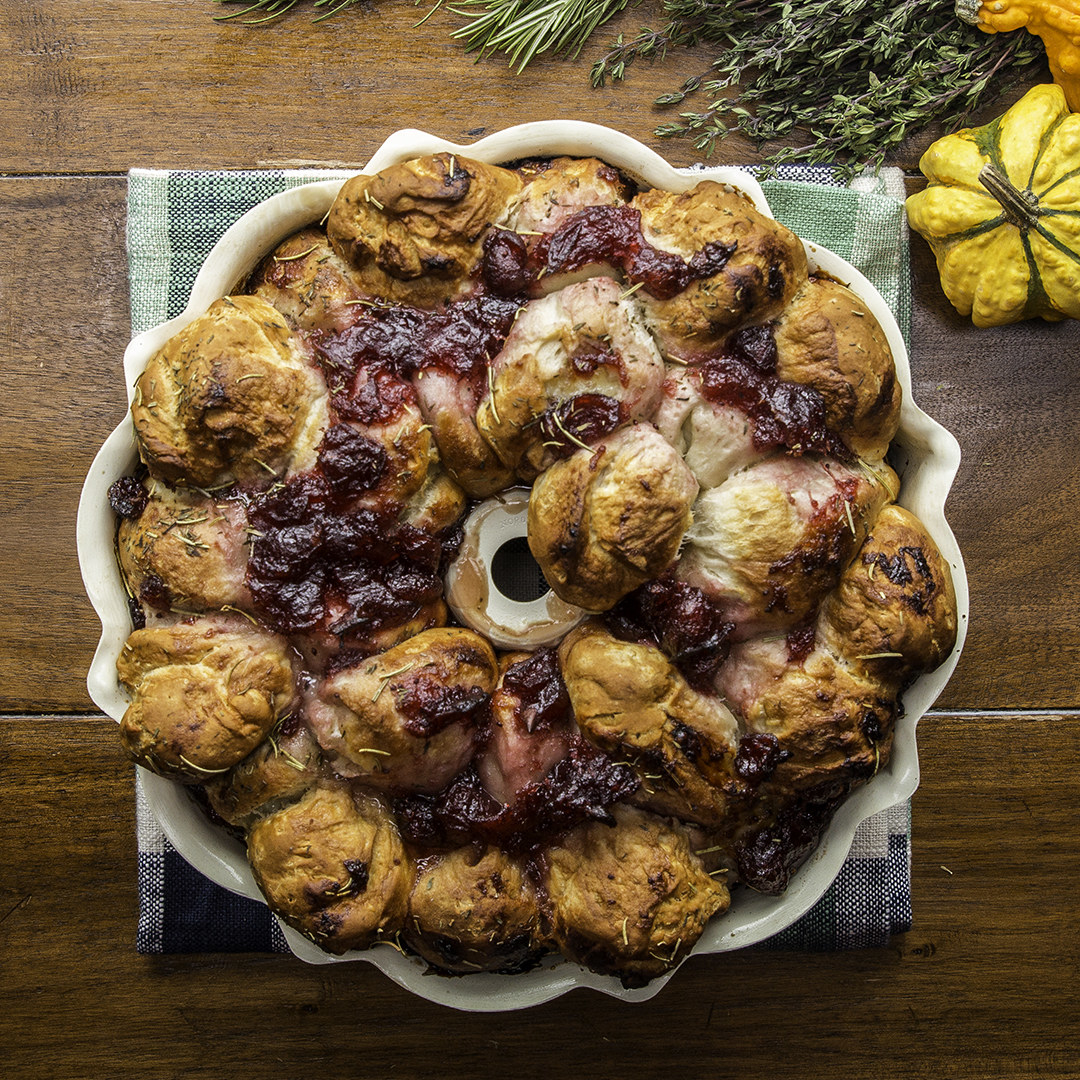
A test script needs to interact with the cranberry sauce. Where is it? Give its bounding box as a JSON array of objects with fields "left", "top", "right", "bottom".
[
  {"left": 606, "top": 576, "right": 734, "bottom": 692},
  {"left": 695, "top": 333, "right": 849, "bottom": 460},
  {"left": 536, "top": 393, "right": 623, "bottom": 460},
  {"left": 733, "top": 732, "right": 790, "bottom": 787},
  {"left": 395, "top": 675, "right": 491, "bottom": 738},
  {"left": 245, "top": 468, "right": 444, "bottom": 640},
  {"left": 735, "top": 782, "right": 847, "bottom": 895},
  {"left": 481, "top": 206, "right": 736, "bottom": 301},
  {"left": 108, "top": 476, "right": 149, "bottom": 519},
  {"left": 308, "top": 294, "right": 521, "bottom": 410},
  {"left": 394, "top": 736, "right": 639, "bottom": 854},
  {"left": 497, "top": 647, "right": 572, "bottom": 733}
]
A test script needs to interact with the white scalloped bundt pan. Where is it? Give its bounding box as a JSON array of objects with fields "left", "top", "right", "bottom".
[{"left": 78, "top": 123, "right": 968, "bottom": 1012}]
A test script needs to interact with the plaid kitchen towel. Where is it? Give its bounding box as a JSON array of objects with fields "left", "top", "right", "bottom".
[{"left": 126, "top": 164, "right": 914, "bottom": 955}]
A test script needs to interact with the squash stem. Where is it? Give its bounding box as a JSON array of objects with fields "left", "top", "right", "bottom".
[{"left": 978, "top": 163, "right": 1041, "bottom": 231}]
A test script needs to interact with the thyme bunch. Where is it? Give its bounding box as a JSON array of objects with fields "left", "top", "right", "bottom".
[{"left": 591, "top": 0, "right": 1047, "bottom": 172}]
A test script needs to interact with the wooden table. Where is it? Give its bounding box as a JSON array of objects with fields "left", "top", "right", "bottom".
[{"left": 2, "top": 4, "right": 1078, "bottom": 1077}]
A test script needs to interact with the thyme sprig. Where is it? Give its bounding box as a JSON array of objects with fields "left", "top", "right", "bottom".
[{"left": 591, "top": 0, "right": 1047, "bottom": 173}]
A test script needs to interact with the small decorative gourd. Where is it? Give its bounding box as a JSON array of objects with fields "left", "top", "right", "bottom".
[
  {"left": 906, "top": 83, "right": 1080, "bottom": 326},
  {"left": 957, "top": 0, "right": 1080, "bottom": 110}
]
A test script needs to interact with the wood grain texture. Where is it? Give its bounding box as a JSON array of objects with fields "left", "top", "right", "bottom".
[
  {"left": 0, "top": 177, "right": 130, "bottom": 711},
  {"left": 2, "top": 712, "right": 1077, "bottom": 1078}
]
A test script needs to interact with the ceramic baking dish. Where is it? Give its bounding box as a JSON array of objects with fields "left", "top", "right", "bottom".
[{"left": 78, "top": 121, "right": 968, "bottom": 1011}]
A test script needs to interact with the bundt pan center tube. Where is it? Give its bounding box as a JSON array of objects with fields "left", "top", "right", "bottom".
[{"left": 78, "top": 122, "right": 968, "bottom": 1011}]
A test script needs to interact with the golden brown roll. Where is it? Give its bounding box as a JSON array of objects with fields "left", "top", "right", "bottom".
[
  {"left": 719, "top": 633, "right": 898, "bottom": 799},
  {"left": 528, "top": 424, "right": 698, "bottom": 612},
  {"left": 116, "top": 614, "right": 296, "bottom": 781},
  {"left": 405, "top": 846, "right": 545, "bottom": 974},
  {"left": 773, "top": 276, "right": 901, "bottom": 461},
  {"left": 819, "top": 502, "right": 958, "bottom": 678},
  {"left": 327, "top": 153, "right": 523, "bottom": 306},
  {"left": 131, "top": 295, "right": 327, "bottom": 488},
  {"left": 541, "top": 804, "right": 730, "bottom": 987},
  {"left": 678, "top": 454, "right": 896, "bottom": 637},
  {"left": 305, "top": 628, "right": 498, "bottom": 792},
  {"left": 117, "top": 482, "right": 251, "bottom": 616},
  {"left": 632, "top": 182, "right": 808, "bottom": 358},
  {"left": 511, "top": 156, "right": 633, "bottom": 234},
  {"left": 245, "top": 227, "right": 368, "bottom": 332},
  {"left": 203, "top": 716, "right": 321, "bottom": 828},
  {"left": 558, "top": 620, "right": 739, "bottom": 827},
  {"left": 247, "top": 782, "right": 411, "bottom": 954},
  {"left": 476, "top": 276, "right": 665, "bottom": 480}
]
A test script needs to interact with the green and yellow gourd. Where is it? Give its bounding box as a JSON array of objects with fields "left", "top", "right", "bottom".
[{"left": 906, "top": 83, "right": 1080, "bottom": 326}]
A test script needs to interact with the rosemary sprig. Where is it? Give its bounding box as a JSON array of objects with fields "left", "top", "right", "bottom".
[
  {"left": 591, "top": 0, "right": 1047, "bottom": 174},
  {"left": 447, "top": 0, "right": 633, "bottom": 71},
  {"left": 214, "top": 0, "right": 364, "bottom": 23}
]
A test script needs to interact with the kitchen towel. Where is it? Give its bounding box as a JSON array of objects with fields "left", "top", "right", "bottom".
[{"left": 126, "top": 163, "right": 914, "bottom": 955}]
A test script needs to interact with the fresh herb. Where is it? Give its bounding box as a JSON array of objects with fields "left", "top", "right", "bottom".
[
  {"left": 447, "top": 0, "right": 633, "bottom": 71},
  {"left": 214, "top": 0, "right": 365, "bottom": 23},
  {"left": 591, "top": 0, "right": 1047, "bottom": 173}
]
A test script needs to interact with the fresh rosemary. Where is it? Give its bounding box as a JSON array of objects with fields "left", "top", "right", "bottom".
[
  {"left": 590, "top": 0, "right": 1047, "bottom": 172},
  {"left": 214, "top": 0, "right": 365, "bottom": 23},
  {"left": 447, "top": 0, "right": 633, "bottom": 71}
]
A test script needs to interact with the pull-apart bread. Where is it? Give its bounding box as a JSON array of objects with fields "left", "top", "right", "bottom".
[{"left": 109, "top": 152, "right": 956, "bottom": 986}]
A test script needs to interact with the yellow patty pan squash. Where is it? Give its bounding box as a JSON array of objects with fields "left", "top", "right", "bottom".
[{"left": 906, "top": 83, "right": 1080, "bottom": 327}]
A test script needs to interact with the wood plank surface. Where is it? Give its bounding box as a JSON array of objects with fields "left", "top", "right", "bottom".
[
  {"left": 2, "top": 1, "right": 1078, "bottom": 1075},
  {"left": 3, "top": 712, "right": 1076, "bottom": 1078}
]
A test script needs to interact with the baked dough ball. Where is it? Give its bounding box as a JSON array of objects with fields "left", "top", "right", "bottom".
[
  {"left": 132, "top": 295, "right": 327, "bottom": 488},
  {"left": 306, "top": 628, "right": 498, "bottom": 792},
  {"left": 559, "top": 620, "right": 739, "bottom": 827},
  {"left": 245, "top": 227, "right": 367, "bottom": 333},
  {"left": 476, "top": 648, "right": 575, "bottom": 805},
  {"left": 528, "top": 424, "right": 698, "bottom": 611},
  {"left": 247, "top": 782, "right": 411, "bottom": 954},
  {"left": 203, "top": 716, "right": 322, "bottom": 828},
  {"left": 117, "top": 482, "right": 251, "bottom": 615},
  {"left": 719, "top": 633, "right": 898, "bottom": 799},
  {"left": 678, "top": 454, "right": 896, "bottom": 637},
  {"left": 632, "top": 182, "right": 808, "bottom": 358},
  {"left": 773, "top": 277, "right": 901, "bottom": 461},
  {"left": 541, "top": 804, "right": 730, "bottom": 987},
  {"left": 477, "top": 277, "right": 665, "bottom": 480},
  {"left": 653, "top": 366, "right": 767, "bottom": 490},
  {"left": 820, "top": 503, "right": 958, "bottom": 678},
  {"left": 511, "top": 156, "right": 632, "bottom": 234},
  {"left": 116, "top": 615, "right": 296, "bottom": 781},
  {"left": 412, "top": 367, "right": 516, "bottom": 497},
  {"left": 405, "top": 845, "right": 545, "bottom": 974},
  {"left": 327, "top": 153, "right": 523, "bottom": 307}
]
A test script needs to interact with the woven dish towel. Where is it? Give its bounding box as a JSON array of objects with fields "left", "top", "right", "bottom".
[{"left": 126, "top": 164, "right": 914, "bottom": 955}]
